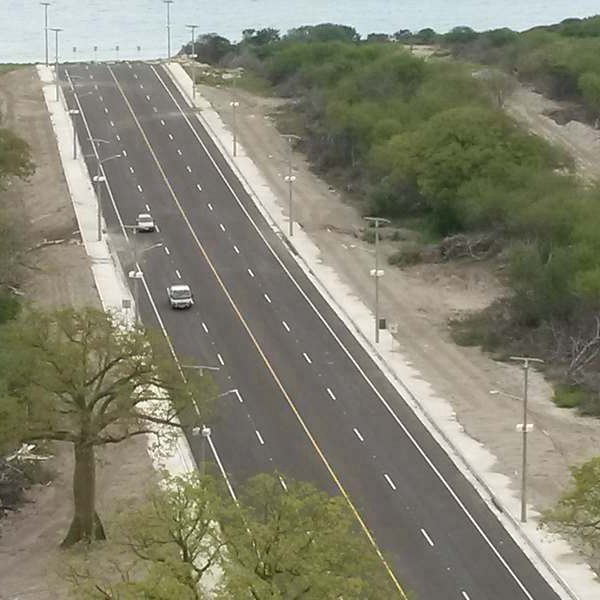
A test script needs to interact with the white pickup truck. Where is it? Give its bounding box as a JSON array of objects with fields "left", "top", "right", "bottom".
[{"left": 166, "top": 284, "right": 194, "bottom": 309}]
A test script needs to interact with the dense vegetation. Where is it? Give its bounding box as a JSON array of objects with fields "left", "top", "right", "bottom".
[{"left": 185, "top": 23, "right": 600, "bottom": 408}]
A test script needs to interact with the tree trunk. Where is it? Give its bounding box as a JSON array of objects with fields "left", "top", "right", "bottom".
[{"left": 61, "top": 442, "right": 105, "bottom": 547}]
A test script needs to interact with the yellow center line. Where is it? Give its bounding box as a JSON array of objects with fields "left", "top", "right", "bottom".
[{"left": 107, "top": 64, "right": 407, "bottom": 599}]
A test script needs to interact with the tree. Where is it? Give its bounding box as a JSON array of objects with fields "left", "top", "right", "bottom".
[
  {"left": 542, "top": 456, "right": 600, "bottom": 559},
  {"left": 0, "top": 126, "right": 35, "bottom": 190},
  {"left": 0, "top": 307, "right": 215, "bottom": 546},
  {"left": 66, "top": 473, "right": 400, "bottom": 599},
  {"left": 477, "top": 68, "right": 518, "bottom": 108}
]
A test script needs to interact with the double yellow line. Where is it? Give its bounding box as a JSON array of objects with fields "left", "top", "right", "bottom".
[{"left": 107, "top": 64, "right": 408, "bottom": 599}]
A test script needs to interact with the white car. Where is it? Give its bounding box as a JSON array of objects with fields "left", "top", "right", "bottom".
[
  {"left": 136, "top": 213, "right": 156, "bottom": 232},
  {"left": 167, "top": 284, "right": 194, "bottom": 309}
]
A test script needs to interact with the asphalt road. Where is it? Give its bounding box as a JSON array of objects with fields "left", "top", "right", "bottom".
[{"left": 61, "top": 61, "right": 562, "bottom": 600}]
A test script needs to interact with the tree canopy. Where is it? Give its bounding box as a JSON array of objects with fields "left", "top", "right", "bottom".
[
  {"left": 0, "top": 307, "right": 216, "bottom": 546},
  {"left": 66, "top": 472, "right": 401, "bottom": 599}
]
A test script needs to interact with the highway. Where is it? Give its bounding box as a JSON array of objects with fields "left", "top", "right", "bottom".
[{"left": 61, "top": 61, "right": 561, "bottom": 600}]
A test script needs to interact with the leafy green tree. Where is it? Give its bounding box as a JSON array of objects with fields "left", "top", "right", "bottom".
[
  {"left": 578, "top": 72, "right": 600, "bottom": 115},
  {"left": 286, "top": 24, "right": 360, "bottom": 44},
  {"left": 66, "top": 473, "right": 401, "bottom": 599},
  {"left": 219, "top": 473, "right": 398, "bottom": 599},
  {"left": 542, "top": 456, "right": 600, "bottom": 559},
  {"left": 0, "top": 307, "right": 215, "bottom": 546}
]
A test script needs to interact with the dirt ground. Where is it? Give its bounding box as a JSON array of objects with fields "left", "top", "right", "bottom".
[
  {"left": 198, "top": 80, "right": 600, "bottom": 517},
  {"left": 0, "top": 68, "right": 156, "bottom": 600}
]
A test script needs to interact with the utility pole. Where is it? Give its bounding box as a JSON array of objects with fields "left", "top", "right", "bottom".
[
  {"left": 40, "top": 2, "right": 50, "bottom": 66},
  {"left": 164, "top": 0, "right": 174, "bottom": 59},
  {"left": 364, "top": 216, "right": 390, "bottom": 343},
  {"left": 186, "top": 24, "right": 198, "bottom": 100},
  {"left": 50, "top": 27, "right": 62, "bottom": 102},
  {"left": 68, "top": 108, "right": 80, "bottom": 158},
  {"left": 509, "top": 355, "right": 544, "bottom": 523}
]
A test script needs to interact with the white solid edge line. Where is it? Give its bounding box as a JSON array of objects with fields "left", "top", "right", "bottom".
[
  {"left": 282, "top": 320, "right": 290, "bottom": 332},
  {"left": 326, "top": 387, "right": 336, "bottom": 400},
  {"left": 353, "top": 427, "right": 364, "bottom": 443},
  {"left": 384, "top": 474, "right": 397, "bottom": 491},
  {"left": 255, "top": 430, "right": 265, "bottom": 445},
  {"left": 68, "top": 65, "right": 239, "bottom": 508},
  {"left": 150, "top": 65, "right": 540, "bottom": 600},
  {"left": 421, "top": 528, "right": 435, "bottom": 547},
  {"left": 302, "top": 352, "right": 312, "bottom": 364},
  {"left": 233, "top": 389, "right": 243, "bottom": 403}
]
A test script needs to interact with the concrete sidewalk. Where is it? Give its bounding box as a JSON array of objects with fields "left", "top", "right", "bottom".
[{"left": 166, "top": 61, "right": 598, "bottom": 600}]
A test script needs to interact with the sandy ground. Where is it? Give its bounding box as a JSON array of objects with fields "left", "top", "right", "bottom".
[
  {"left": 198, "top": 80, "right": 600, "bottom": 517},
  {"left": 0, "top": 68, "right": 156, "bottom": 600}
]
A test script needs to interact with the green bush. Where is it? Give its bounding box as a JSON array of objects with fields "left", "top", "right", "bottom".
[{"left": 553, "top": 385, "right": 589, "bottom": 409}]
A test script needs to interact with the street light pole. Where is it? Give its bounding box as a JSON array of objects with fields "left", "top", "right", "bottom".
[
  {"left": 92, "top": 151, "right": 121, "bottom": 241},
  {"left": 509, "top": 355, "right": 544, "bottom": 523},
  {"left": 364, "top": 216, "right": 391, "bottom": 343},
  {"left": 164, "top": 0, "right": 174, "bottom": 59},
  {"left": 40, "top": 2, "right": 50, "bottom": 67},
  {"left": 186, "top": 24, "right": 198, "bottom": 100},
  {"left": 50, "top": 27, "right": 62, "bottom": 102},
  {"left": 281, "top": 134, "right": 301, "bottom": 237}
]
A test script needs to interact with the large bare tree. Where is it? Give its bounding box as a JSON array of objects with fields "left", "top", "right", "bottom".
[{"left": 0, "top": 307, "right": 215, "bottom": 546}]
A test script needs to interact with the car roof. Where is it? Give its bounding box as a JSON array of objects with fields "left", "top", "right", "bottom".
[
  {"left": 169, "top": 284, "right": 191, "bottom": 291},
  {"left": 137, "top": 213, "right": 152, "bottom": 219}
]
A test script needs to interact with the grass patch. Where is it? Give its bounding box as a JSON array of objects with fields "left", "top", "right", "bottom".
[
  {"left": 0, "top": 64, "right": 27, "bottom": 76},
  {"left": 553, "top": 385, "right": 588, "bottom": 409},
  {"left": 449, "top": 309, "right": 506, "bottom": 351}
]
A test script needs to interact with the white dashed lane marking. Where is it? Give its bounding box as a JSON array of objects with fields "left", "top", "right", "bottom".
[
  {"left": 217, "top": 353, "right": 225, "bottom": 366},
  {"left": 137, "top": 184, "right": 143, "bottom": 193},
  {"left": 133, "top": 73, "right": 138, "bottom": 79},
  {"left": 384, "top": 474, "right": 397, "bottom": 491},
  {"left": 219, "top": 223, "right": 225, "bottom": 232},
  {"left": 264, "top": 293, "right": 271, "bottom": 304},
  {"left": 255, "top": 430, "right": 265, "bottom": 445},
  {"left": 177, "top": 149, "right": 182, "bottom": 155},
  {"left": 201, "top": 322, "right": 208, "bottom": 333},
  {"left": 122, "top": 150, "right": 127, "bottom": 157},
  {"left": 186, "top": 165, "right": 192, "bottom": 173},
  {"left": 353, "top": 428, "right": 364, "bottom": 442},
  {"left": 160, "top": 119, "right": 166, "bottom": 126},
  {"left": 421, "top": 528, "right": 435, "bottom": 547},
  {"left": 168, "top": 133, "right": 173, "bottom": 140},
  {"left": 109, "top": 120, "right": 115, "bottom": 127},
  {"left": 303, "top": 352, "right": 312, "bottom": 364},
  {"left": 164, "top": 246, "right": 170, "bottom": 255},
  {"left": 233, "top": 245, "right": 240, "bottom": 254},
  {"left": 115, "top": 134, "right": 121, "bottom": 141},
  {"left": 145, "top": 203, "right": 150, "bottom": 211},
  {"left": 129, "top": 166, "right": 135, "bottom": 174},
  {"left": 461, "top": 592, "right": 471, "bottom": 600},
  {"left": 152, "top": 106, "right": 158, "bottom": 113},
  {"left": 282, "top": 321, "right": 290, "bottom": 332},
  {"left": 104, "top": 107, "right": 108, "bottom": 113},
  {"left": 327, "top": 387, "right": 336, "bottom": 400},
  {"left": 247, "top": 268, "right": 254, "bottom": 278},
  {"left": 207, "top": 203, "right": 213, "bottom": 211},
  {"left": 279, "top": 476, "right": 288, "bottom": 491},
  {"left": 196, "top": 183, "right": 202, "bottom": 192},
  {"left": 145, "top": 95, "right": 150, "bottom": 101},
  {"left": 99, "top": 95, "right": 103, "bottom": 102},
  {"left": 175, "top": 269, "right": 181, "bottom": 279}
]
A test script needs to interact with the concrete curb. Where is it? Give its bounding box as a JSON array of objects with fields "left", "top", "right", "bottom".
[{"left": 165, "top": 61, "right": 597, "bottom": 600}]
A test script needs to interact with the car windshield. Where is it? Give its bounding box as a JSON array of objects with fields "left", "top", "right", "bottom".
[{"left": 171, "top": 288, "right": 191, "bottom": 299}]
